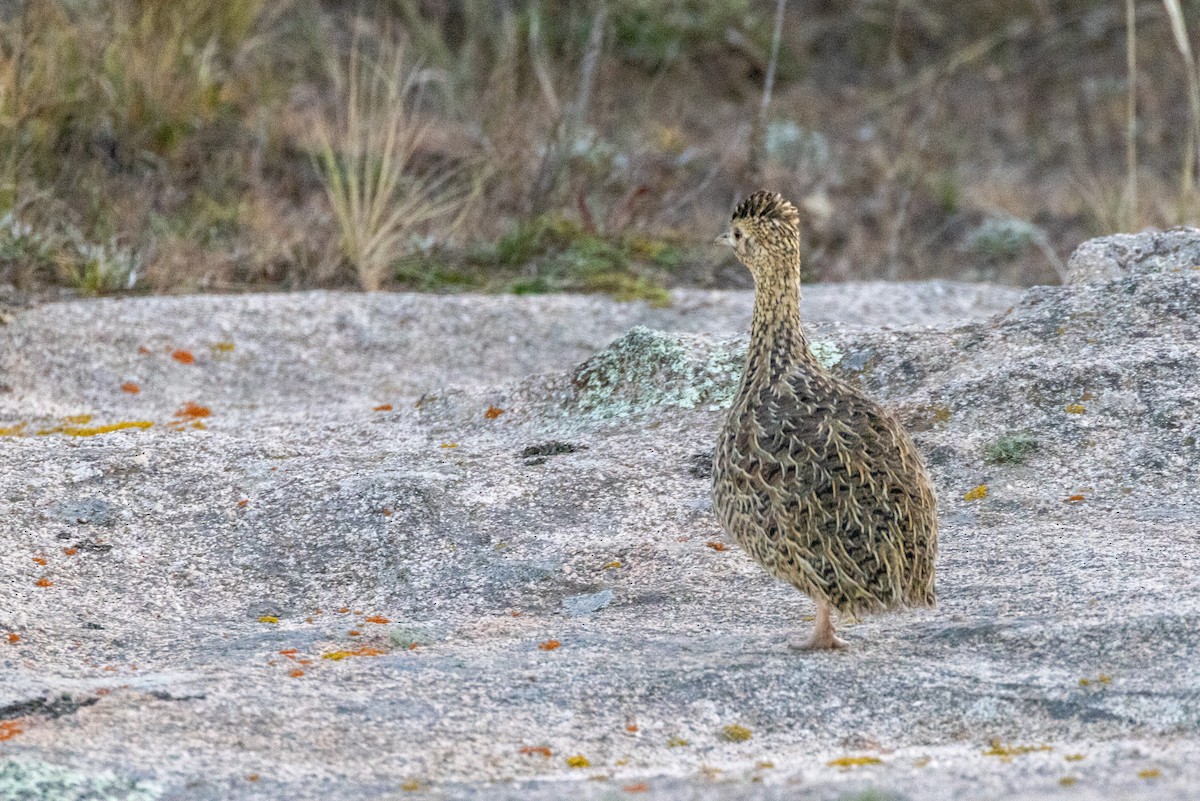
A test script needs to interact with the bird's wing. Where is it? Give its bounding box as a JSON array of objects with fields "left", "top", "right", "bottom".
[{"left": 741, "top": 369, "right": 936, "bottom": 609}]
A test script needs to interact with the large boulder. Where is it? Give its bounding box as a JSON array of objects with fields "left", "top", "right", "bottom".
[{"left": 0, "top": 259, "right": 1196, "bottom": 800}]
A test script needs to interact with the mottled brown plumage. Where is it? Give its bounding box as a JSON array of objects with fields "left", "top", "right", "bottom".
[{"left": 711, "top": 191, "right": 937, "bottom": 650}]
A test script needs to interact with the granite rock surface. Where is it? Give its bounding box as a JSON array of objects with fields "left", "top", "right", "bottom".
[{"left": 0, "top": 246, "right": 1197, "bottom": 801}]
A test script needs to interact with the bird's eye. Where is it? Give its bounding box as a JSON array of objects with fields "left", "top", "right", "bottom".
[{"left": 733, "top": 229, "right": 742, "bottom": 240}]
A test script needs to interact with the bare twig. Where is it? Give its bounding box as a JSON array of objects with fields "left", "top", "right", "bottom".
[
  {"left": 746, "top": 0, "right": 787, "bottom": 184},
  {"left": 1162, "top": 0, "right": 1200, "bottom": 209},
  {"left": 530, "top": 0, "right": 608, "bottom": 213},
  {"left": 527, "top": 8, "right": 560, "bottom": 118},
  {"left": 1124, "top": 0, "right": 1138, "bottom": 231}
]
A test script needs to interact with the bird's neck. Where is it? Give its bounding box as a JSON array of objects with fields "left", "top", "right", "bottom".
[{"left": 745, "top": 264, "right": 814, "bottom": 382}]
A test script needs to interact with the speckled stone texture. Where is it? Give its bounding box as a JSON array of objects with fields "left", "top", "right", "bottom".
[{"left": 0, "top": 248, "right": 1197, "bottom": 801}]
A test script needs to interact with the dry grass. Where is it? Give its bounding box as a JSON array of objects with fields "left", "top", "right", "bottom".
[
  {"left": 0, "top": 0, "right": 1196, "bottom": 297},
  {"left": 313, "top": 29, "right": 475, "bottom": 290}
]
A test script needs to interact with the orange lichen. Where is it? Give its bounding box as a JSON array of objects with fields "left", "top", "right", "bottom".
[
  {"left": 623, "top": 783, "right": 649, "bottom": 793},
  {"left": 539, "top": 639, "right": 561, "bottom": 651},
  {"left": 338, "top": 607, "right": 350, "bottom": 614},
  {"left": 373, "top": 404, "right": 393, "bottom": 412},
  {"left": 827, "top": 756, "right": 882, "bottom": 768},
  {"left": 61, "top": 421, "right": 154, "bottom": 437},
  {"left": 705, "top": 541, "right": 728, "bottom": 552},
  {"left": 1066, "top": 494, "right": 1085, "bottom": 502},
  {"left": 279, "top": 649, "right": 298, "bottom": 658},
  {"left": 348, "top": 630, "right": 361, "bottom": 637},
  {"left": 365, "top": 615, "right": 390, "bottom": 624},
  {"left": 484, "top": 405, "right": 504, "bottom": 419},
  {"left": 626, "top": 723, "right": 639, "bottom": 733},
  {"left": 0, "top": 720, "right": 24, "bottom": 741},
  {"left": 322, "top": 646, "right": 386, "bottom": 661},
  {"left": 510, "top": 610, "right": 522, "bottom": 617},
  {"left": 174, "top": 402, "right": 211, "bottom": 420},
  {"left": 32, "top": 556, "right": 47, "bottom": 566},
  {"left": 289, "top": 669, "right": 305, "bottom": 678},
  {"left": 245, "top": 774, "right": 259, "bottom": 782},
  {"left": 35, "top": 578, "right": 52, "bottom": 587},
  {"left": 565, "top": 755, "right": 590, "bottom": 768},
  {"left": 6, "top": 633, "right": 19, "bottom": 643},
  {"left": 381, "top": 508, "right": 393, "bottom": 516},
  {"left": 171, "top": 349, "right": 195, "bottom": 364},
  {"left": 520, "top": 746, "right": 553, "bottom": 758},
  {"left": 63, "top": 547, "right": 78, "bottom": 556},
  {"left": 120, "top": 382, "right": 141, "bottom": 394},
  {"left": 237, "top": 499, "right": 249, "bottom": 508},
  {"left": 963, "top": 484, "right": 988, "bottom": 501},
  {"left": 137, "top": 346, "right": 152, "bottom": 355}
]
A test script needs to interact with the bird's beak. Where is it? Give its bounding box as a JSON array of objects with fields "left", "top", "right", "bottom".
[{"left": 715, "top": 232, "right": 731, "bottom": 246}]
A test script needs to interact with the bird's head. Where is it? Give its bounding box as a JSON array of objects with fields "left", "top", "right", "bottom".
[{"left": 715, "top": 190, "right": 801, "bottom": 281}]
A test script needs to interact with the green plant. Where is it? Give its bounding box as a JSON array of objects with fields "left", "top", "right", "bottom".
[
  {"left": 984, "top": 433, "right": 1039, "bottom": 465},
  {"left": 315, "top": 28, "right": 476, "bottom": 290},
  {"left": 61, "top": 237, "right": 141, "bottom": 295}
]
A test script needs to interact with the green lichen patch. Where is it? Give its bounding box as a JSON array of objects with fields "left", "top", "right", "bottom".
[
  {"left": 809, "top": 340, "right": 843, "bottom": 369},
  {"left": 0, "top": 758, "right": 162, "bottom": 801},
  {"left": 571, "top": 327, "right": 742, "bottom": 418},
  {"left": 984, "top": 433, "right": 1039, "bottom": 465}
]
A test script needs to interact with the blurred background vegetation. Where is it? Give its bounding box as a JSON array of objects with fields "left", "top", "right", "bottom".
[{"left": 0, "top": 0, "right": 1197, "bottom": 299}]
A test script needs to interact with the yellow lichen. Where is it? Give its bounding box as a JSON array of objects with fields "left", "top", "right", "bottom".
[
  {"left": 963, "top": 484, "right": 988, "bottom": 501},
  {"left": 1060, "top": 777, "right": 1078, "bottom": 786},
  {"left": 983, "top": 740, "right": 1052, "bottom": 758},
  {"left": 61, "top": 421, "right": 154, "bottom": 437},
  {"left": 565, "top": 754, "right": 590, "bottom": 768},
  {"left": 213, "top": 342, "right": 236, "bottom": 353},
  {"left": 1079, "top": 674, "right": 1112, "bottom": 687},
  {"left": 322, "top": 646, "right": 386, "bottom": 660},
  {"left": 1065, "top": 403, "right": 1086, "bottom": 414},
  {"left": 1138, "top": 769, "right": 1161, "bottom": 780},
  {"left": 720, "top": 724, "right": 752, "bottom": 742},
  {"left": 62, "top": 414, "right": 94, "bottom": 425},
  {"left": 0, "top": 423, "right": 26, "bottom": 437},
  {"left": 1064, "top": 754, "right": 1085, "bottom": 762},
  {"left": 667, "top": 737, "right": 689, "bottom": 748},
  {"left": 826, "top": 756, "right": 882, "bottom": 768},
  {"left": 604, "top": 561, "right": 622, "bottom": 569},
  {"left": 400, "top": 779, "right": 421, "bottom": 791},
  {"left": 258, "top": 616, "right": 279, "bottom": 624}
]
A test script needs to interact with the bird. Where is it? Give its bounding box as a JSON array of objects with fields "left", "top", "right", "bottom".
[{"left": 711, "top": 190, "right": 937, "bottom": 650}]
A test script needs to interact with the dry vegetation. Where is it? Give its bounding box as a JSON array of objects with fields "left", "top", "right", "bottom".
[{"left": 0, "top": 0, "right": 1197, "bottom": 298}]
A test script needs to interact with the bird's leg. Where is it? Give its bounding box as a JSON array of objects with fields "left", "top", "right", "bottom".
[{"left": 789, "top": 602, "right": 848, "bottom": 651}]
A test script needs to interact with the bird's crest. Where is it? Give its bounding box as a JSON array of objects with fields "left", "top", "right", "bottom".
[{"left": 731, "top": 191, "right": 800, "bottom": 228}]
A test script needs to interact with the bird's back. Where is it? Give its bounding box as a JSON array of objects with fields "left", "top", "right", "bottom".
[{"left": 713, "top": 359, "right": 937, "bottom": 615}]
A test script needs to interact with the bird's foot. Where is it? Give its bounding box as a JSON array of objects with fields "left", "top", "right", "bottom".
[{"left": 788, "top": 632, "right": 848, "bottom": 651}]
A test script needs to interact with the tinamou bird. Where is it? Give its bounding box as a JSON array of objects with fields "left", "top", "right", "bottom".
[{"left": 711, "top": 191, "right": 937, "bottom": 650}]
